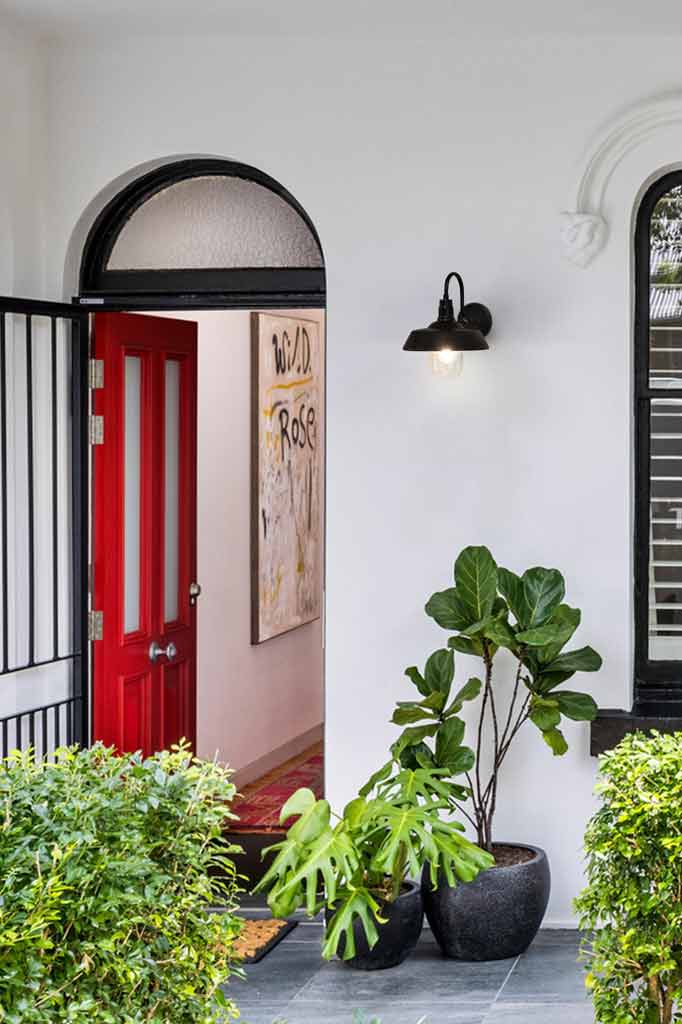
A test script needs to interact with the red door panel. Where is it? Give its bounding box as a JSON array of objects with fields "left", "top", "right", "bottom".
[{"left": 93, "top": 312, "right": 197, "bottom": 757}]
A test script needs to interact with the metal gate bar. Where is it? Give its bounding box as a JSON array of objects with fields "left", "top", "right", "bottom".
[{"left": 0, "top": 297, "right": 89, "bottom": 758}]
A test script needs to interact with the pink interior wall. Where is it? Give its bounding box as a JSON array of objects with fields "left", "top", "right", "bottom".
[{"left": 155, "top": 309, "right": 325, "bottom": 779}]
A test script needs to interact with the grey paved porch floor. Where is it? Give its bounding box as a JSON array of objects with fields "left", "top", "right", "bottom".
[{"left": 226, "top": 899, "right": 593, "bottom": 1024}]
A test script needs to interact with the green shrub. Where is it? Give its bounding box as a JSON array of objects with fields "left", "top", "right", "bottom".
[
  {"left": 576, "top": 731, "right": 682, "bottom": 1024},
  {"left": 0, "top": 743, "right": 242, "bottom": 1024}
]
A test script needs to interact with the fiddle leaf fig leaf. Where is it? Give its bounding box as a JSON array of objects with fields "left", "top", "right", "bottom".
[
  {"left": 404, "top": 664, "right": 430, "bottom": 697},
  {"left": 484, "top": 615, "right": 517, "bottom": 649},
  {"left": 391, "top": 724, "right": 438, "bottom": 758},
  {"left": 398, "top": 741, "right": 436, "bottom": 772},
  {"left": 435, "top": 716, "right": 467, "bottom": 770},
  {"left": 425, "top": 588, "right": 470, "bottom": 631},
  {"left": 516, "top": 623, "right": 566, "bottom": 646},
  {"left": 419, "top": 690, "right": 448, "bottom": 713},
  {"left": 497, "top": 567, "right": 528, "bottom": 627},
  {"left": 391, "top": 702, "right": 434, "bottom": 726},
  {"left": 554, "top": 690, "right": 598, "bottom": 721},
  {"left": 536, "top": 604, "right": 581, "bottom": 665},
  {"left": 529, "top": 697, "right": 561, "bottom": 732},
  {"left": 441, "top": 744, "right": 475, "bottom": 775},
  {"left": 424, "top": 648, "right": 455, "bottom": 696},
  {"left": 444, "top": 677, "right": 482, "bottom": 716},
  {"left": 535, "top": 669, "right": 575, "bottom": 693},
  {"left": 343, "top": 797, "right": 368, "bottom": 829},
  {"left": 413, "top": 742, "right": 437, "bottom": 770},
  {"left": 522, "top": 567, "right": 566, "bottom": 628},
  {"left": 454, "top": 546, "right": 498, "bottom": 623},
  {"left": 447, "top": 635, "right": 484, "bottom": 656},
  {"left": 545, "top": 646, "right": 602, "bottom": 675},
  {"left": 542, "top": 726, "right": 569, "bottom": 756}
]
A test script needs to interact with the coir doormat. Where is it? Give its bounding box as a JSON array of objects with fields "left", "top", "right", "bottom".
[{"left": 234, "top": 918, "right": 298, "bottom": 963}]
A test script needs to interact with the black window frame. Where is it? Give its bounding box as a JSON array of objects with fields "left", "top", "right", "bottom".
[
  {"left": 79, "top": 158, "right": 326, "bottom": 310},
  {"left": 634, "top": 169, "right": 682, "bottom": 712}
]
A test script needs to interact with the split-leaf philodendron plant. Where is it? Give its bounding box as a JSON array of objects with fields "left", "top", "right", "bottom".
[
  {"left": 253, "top": 752, "right": 493, "bottom": 960},
  {"left": 390, "top": 545, "right": 603, "bottom": 852}
]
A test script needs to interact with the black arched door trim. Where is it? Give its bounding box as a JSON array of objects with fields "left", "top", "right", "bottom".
[{"left": 78, "top": 158, "right": 326, "bottom": 309}]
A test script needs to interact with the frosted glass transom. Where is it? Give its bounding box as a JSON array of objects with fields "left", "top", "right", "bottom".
[{"left": 108, "top": 176, "right": 322, "bottom": 270}]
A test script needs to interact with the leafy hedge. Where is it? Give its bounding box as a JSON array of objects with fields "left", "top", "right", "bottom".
[
  {"left": 0, "top": 743, "right": 242, "bottom": 1024},
  {"left": 576, "top": 731, "right": 682, "bottom": 1024}
]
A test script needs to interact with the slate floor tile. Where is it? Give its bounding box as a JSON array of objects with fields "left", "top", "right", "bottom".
[
  {"left": 280, "top": 1001, "right": 488, "bottom": 1024},
  {"left": 228, "top": 943, "right": 323, "bottom": 1004},
  {"left": 499, "top": 931, "right": 586, "bottom": 1003},
  {"left": 296, "top": 949, "right": 514, "bottom": 1005}
]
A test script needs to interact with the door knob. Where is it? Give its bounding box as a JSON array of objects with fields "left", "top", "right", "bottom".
[
  {"left": 149, "top": 640, "right": 177, "bottom": 663},
  {"left": 189, "top": 582, "right": 202, "bottom": 607}
]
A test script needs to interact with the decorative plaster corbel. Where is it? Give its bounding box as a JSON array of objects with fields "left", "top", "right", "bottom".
[{"left": 563, "top": 92, "right": 682, "bottom": 267}]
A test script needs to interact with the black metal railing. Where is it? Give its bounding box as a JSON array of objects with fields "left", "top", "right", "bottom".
[{"left": 0, "top": 297, "right": 89, "bottom": 759}]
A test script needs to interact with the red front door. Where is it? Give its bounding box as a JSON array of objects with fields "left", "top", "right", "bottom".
[{"left": 92, "top": 313, "right": 198, "bottom": 757}]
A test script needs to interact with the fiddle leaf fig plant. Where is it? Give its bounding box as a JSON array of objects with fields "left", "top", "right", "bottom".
[
  {"left": 394, "top": 545, "right": 602, "bottom": 851},
  {"left": 254, "top": 755, "right": 493, "bottom": 960}
]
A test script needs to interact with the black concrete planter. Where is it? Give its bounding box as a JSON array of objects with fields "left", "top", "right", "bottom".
[
  {"left": 422, "top": 844, "right": 550, "bottom": 961},
  {"left": 326, "top": 880, "right": 424, "bottom": 970}
]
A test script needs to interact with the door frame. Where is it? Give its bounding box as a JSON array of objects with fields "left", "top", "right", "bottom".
[
  {"left": 79, "top": 296, "right": 327, "bottom": 752},
  {"left": 77, "top": 156, "right": 327, "bottom": 756}
]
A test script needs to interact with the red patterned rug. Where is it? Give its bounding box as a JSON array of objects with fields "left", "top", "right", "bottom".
[{"left": 232, "top": 745, "right": 323, "bottom": 832}]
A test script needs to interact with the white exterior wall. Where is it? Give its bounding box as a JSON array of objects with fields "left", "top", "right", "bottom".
[{"left": 3, "top": 17, "right": 682, "bottom": 920}]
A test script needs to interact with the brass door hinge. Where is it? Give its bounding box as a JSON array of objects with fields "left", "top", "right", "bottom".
[
  {"left": 89, "top": 358, "right": 104, "bottom": 389},
  {"left": 88, "top": 610, "right": 103, "bottom": 641},
  {"left": 89, "top": 415, "right": 104, "bottom": 445}
]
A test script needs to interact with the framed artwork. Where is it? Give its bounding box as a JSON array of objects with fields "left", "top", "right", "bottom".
[{"left": 251, "top": 312, "right": 322, "bottom": 643}]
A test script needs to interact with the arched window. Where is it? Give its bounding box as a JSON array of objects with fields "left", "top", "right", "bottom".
[
  {"left": 79, "top": 159, "right": 325, "bottom": 307},
  {"left": 635, "top": 172, "right": 682, "bottom": 709}
]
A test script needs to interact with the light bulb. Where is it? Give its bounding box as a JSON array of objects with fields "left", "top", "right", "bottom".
[{"left": 431, "top": 348, "right": 464, "bottom": 377}]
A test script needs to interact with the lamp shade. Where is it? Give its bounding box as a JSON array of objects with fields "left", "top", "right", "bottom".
[{"left": 403, "top": 274, "right": 492, "bottom": 352}]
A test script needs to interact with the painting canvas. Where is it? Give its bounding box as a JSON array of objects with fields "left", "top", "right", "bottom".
[{"left": 251, "top": 313, "right": 322, "bottom": 643}]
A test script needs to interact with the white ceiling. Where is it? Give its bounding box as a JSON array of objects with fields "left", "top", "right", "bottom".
[{"left": 3, "top": 0, "right": 682, "bottom": 40}]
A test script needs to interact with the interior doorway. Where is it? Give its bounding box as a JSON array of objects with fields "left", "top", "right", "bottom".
[{"left": 79, "top": 159, "right": 326, "bottom": 839}]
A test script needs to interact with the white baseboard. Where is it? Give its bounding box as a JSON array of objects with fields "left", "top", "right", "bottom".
[{"left": 232, "top": 723, "right": 323, "bottom": 789}]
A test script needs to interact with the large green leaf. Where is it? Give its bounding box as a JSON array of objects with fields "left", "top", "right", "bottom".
[
  {"left": 545, "top": 646, "right": 602, "bottom": 675},
  {"left": 535, "top": 669, "right": 576, "bottom": 693},
  {"left": 423, "top": 823, "right": 495, "bottom": 888},
  {"left": 444, "top": 677, "right": 482, "bottom": 716},
  {"left": 447, "top": 635, "right": 484, "bottom": 656},
  {"left": 483, "top": 615, "right": 517, "bottom": 649},
  {"left": 391, "top": 703, "right": 433, "bottom": 726},
  {"left": 281, "top": 789, "right": 330, "bottom": 844},
  {"left": 268, "top": 822, "right": 360, "bottom": 915},
  {"left": 529, "top": 697, "right": 561, "bottom": 732},
  {"left": 497, "top": 567, "right": 528, "bottom": 627},
  {"left": 522, "top": 567, "right": 565, "bottom": 628},
  {"left": 323, "top": 887, "right": 382, "bottom": 960},
  {"left": 425, "top": 588, "right": 470, "bottom": 631},
  {"left": 404, "top": 665, "right": 430, "bottom": 697},
  {"left": 398, "top": 741, "right": 435, "bottom": 771},
  {"left": 419, "top": 690, "right": 448, "bottom": 713},
  {"left": 391, "top": 724, "right": 438, "bottom": 758},
  {"left": 555, "top": 690, "right": 598, "bottom": 721},
  {"left": 454, "top": 546, "right": 498, "bottom": 623},
  {"left": 435, "top": 717, "right": 467, "bottom": 771},
  {"left": 535, "top": 604, "right": 581, "bottom": 665},
  {"left": 542, "top": 727, "right": 569, "bottom": 756},
  {"left": 424, "top": 649, "right": 455, "bottom": 696},
  {"left": 343, "top": 797, "right": 368, "bottom": 829},
  {"left": 516, "top": 622, "right": 567, "bottom": 646}
]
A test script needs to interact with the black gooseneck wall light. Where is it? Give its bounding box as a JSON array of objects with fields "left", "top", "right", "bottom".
[{"left": 404, "top": 271, "right": 492, "bottom": 376}]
